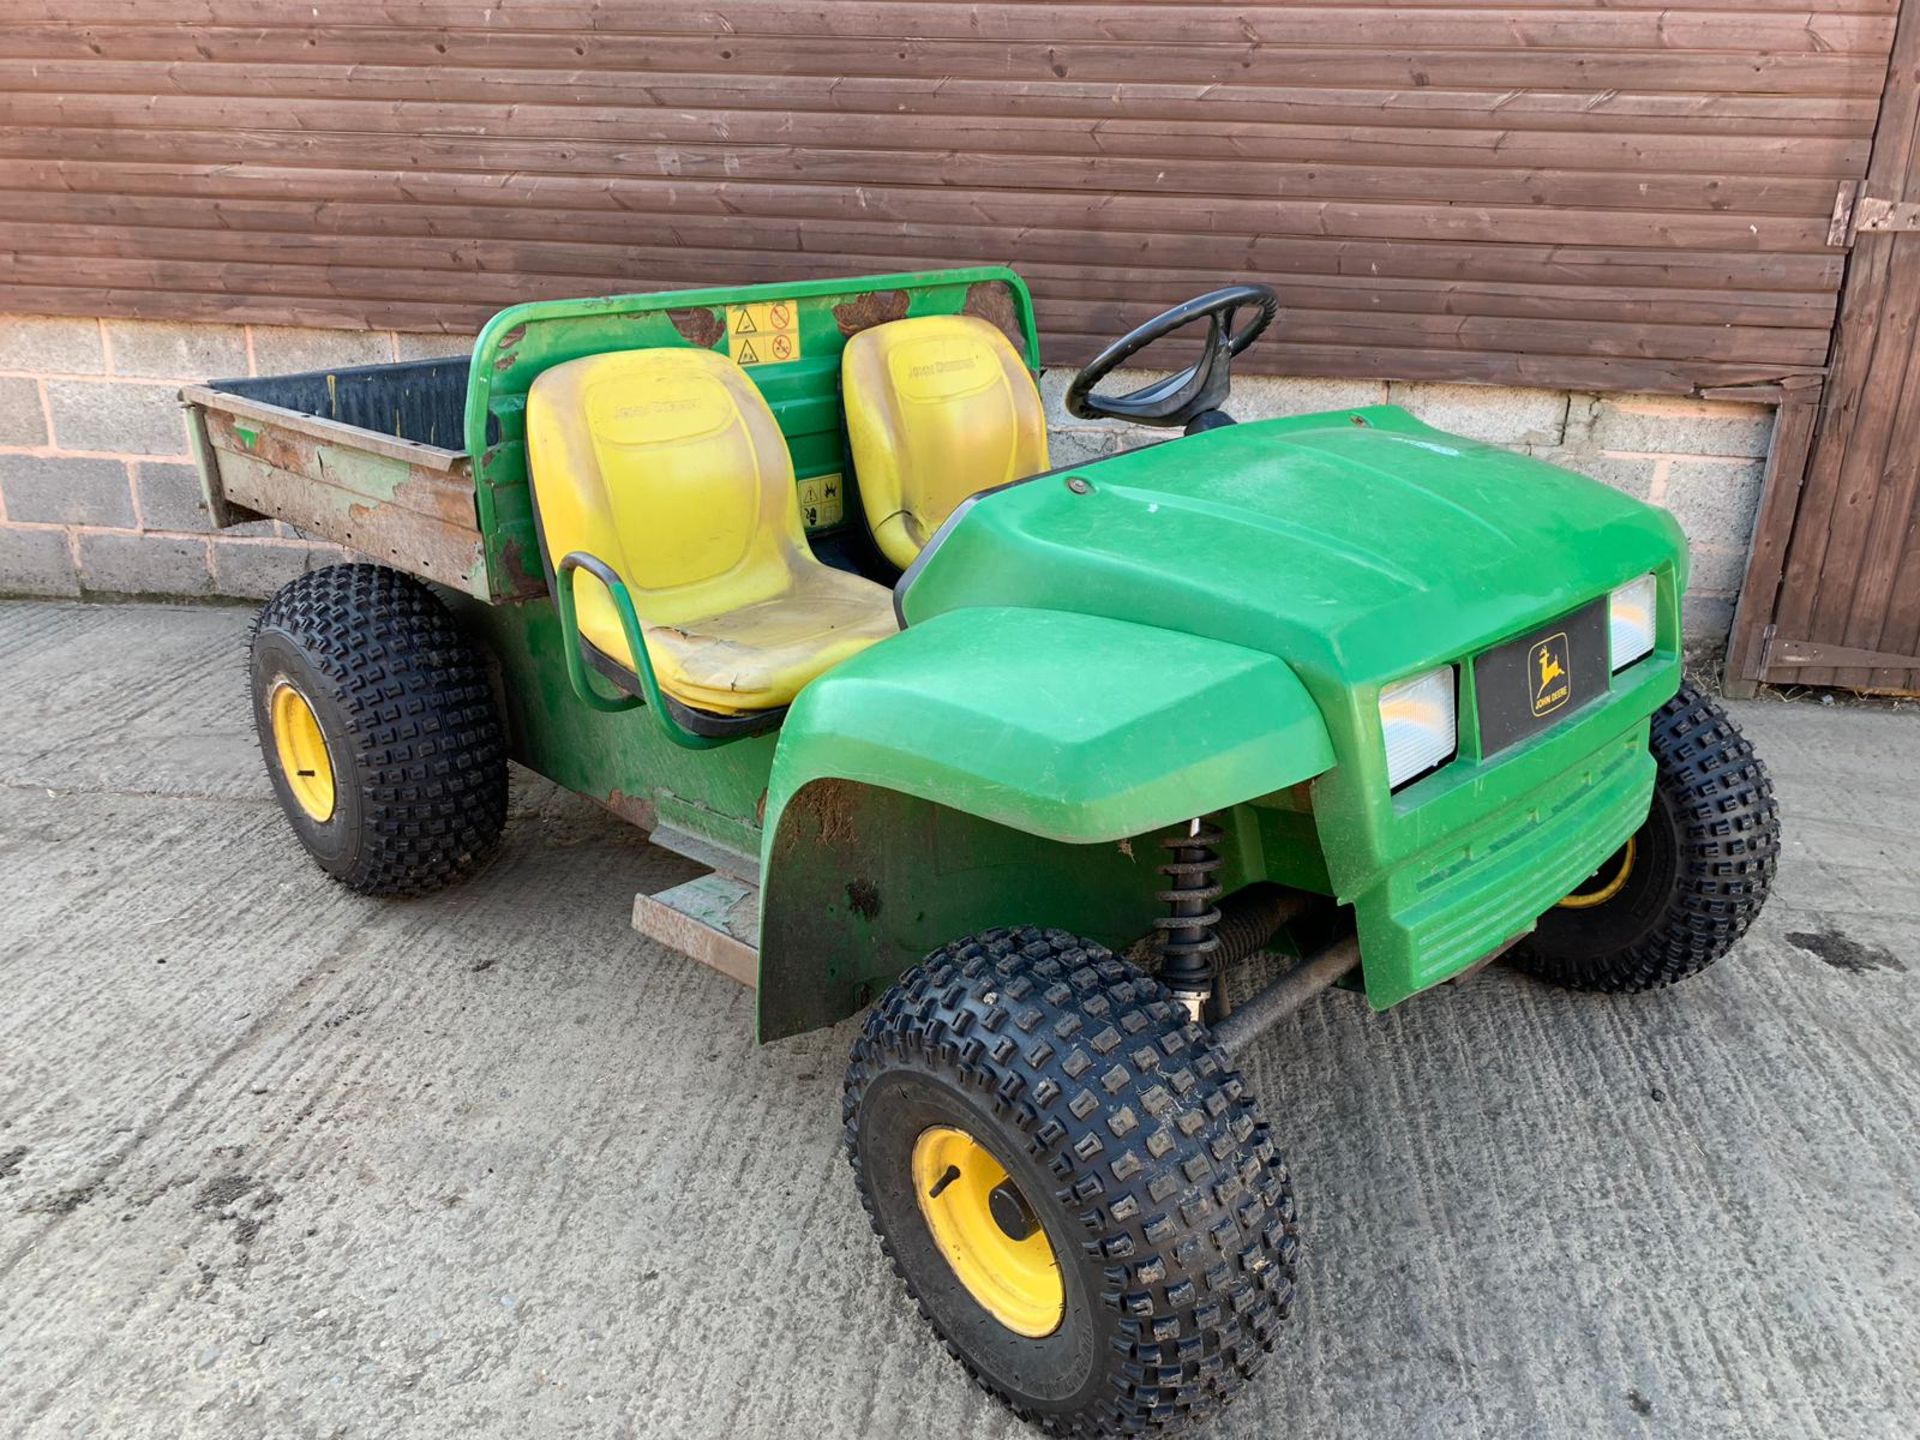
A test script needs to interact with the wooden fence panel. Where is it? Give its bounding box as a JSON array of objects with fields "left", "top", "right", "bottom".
[
  {"left": 0, "top": 0, "right": 1898, "bottom": 391},
  {"left": 1729, "top": 0, "right": 1920, "bottom": 694}
]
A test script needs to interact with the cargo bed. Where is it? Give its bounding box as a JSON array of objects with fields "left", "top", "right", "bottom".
[{"left": 181, "top": 357, "right": 540, "bottom": 602}]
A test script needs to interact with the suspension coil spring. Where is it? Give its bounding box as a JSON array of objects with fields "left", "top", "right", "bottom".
[{"left": 1154, "top": 820, "right": 1224, "bottom": 1002}]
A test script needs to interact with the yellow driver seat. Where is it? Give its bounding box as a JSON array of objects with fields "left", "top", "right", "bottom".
[
  {"left": 842, "top": 315, "right": 1050, "bottom": 569},
  {"left": 526, "top": 347, "right": 897, "bottom": 715}
]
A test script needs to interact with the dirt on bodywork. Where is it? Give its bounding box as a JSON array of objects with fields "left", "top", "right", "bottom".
[{"left": 785, "top": 778, "right": 859, "bottom": 846}]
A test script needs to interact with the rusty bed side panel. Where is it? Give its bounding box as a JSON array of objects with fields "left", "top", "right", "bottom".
[{"left": 186, "top": 388, "right": 506, "bottom": 600}]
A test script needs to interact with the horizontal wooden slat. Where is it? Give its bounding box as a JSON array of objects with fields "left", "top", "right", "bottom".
[
  {"left": 0, "top": 158, "right": 1843, "bottom": 255},
  {"left": 0, "top": 91, "right": 1871, "bottom": 180},
  {"left": 0, "top": 26, "right": 1889, "bottom": 95},
  {"left": 0, "top": 236, "right": 1832, "bottom": 353},
  {"left": 0, "top": 1, "right": 1891, "bottom": 394},
  {"left": 18, "top": 0, "right": 1903, "bottom": 17},
  {"left": 0, "top": 152, "right": 1850, "bottom": 263},
  {"left": 0, "top": 282, "right": 473, "bottom": 333},
  {"left": 0, "top": 63, "right": 1882, "bottom": 138},
  {"left": 0, "top": 192, "right": 1843, "bottom": 312},
  {"left": 0, "top": 217, "right": 1839, "bottom": 337},
  {"left": 0, "top": 247, "right": 1830, "bottom": 367},
  {"left": 0, "top": 126, "right": 1849, "bottom": 219},
  {"left": 45, "top": 178, "right": 1844, "bottom": 280},
  {"left": 1765, "top": 637, "right": 1920, "bottom": 669},
  {"left": 11, "top": 5, "right": 1900, "bottom": 51},
  {"left": 0, "top": 278, "right": 1825, "bottom": 393}
]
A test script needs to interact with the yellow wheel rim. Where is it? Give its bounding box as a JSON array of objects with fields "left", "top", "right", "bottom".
[
  {"left": 1557, "top": 836, "right": 1637, "bottom": 910},
  {"left": 269, "top": 680, "right": 336, "bottom": 823},
  {"left": 912, "top": 1125, "right": 1064, "bottom": 1338}
]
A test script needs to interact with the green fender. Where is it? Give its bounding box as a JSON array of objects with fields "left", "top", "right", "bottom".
[{"left": 754, "top": 606, "right": 1335, "bottom": 1038}]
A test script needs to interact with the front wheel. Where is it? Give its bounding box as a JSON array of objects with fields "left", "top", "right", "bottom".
[
  {"left": 1515, "top": 681, "right": 1779, "bottom": 991},
  {"left": 844, "top": 927, "right": 1297, "bottom": 1436}
]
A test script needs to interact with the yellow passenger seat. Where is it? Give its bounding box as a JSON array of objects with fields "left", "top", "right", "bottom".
[
  {"left": 526, "top": 347, "right": 897, "bottom": 716},
  {"left": 842, "top": 315, "right": 1049, "bottom": 569}
]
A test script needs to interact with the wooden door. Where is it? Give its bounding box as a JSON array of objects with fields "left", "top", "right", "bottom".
[{"left": 1732, "top": 0, "right": 1920, "bottom": 695}]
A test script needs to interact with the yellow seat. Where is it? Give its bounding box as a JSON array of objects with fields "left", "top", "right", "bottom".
[
  {"left": 526, "top": 347, "right": 897, "bottom": 715},
  {"left": 842, "top": 315, "right": 1050, "bottom": 569}
]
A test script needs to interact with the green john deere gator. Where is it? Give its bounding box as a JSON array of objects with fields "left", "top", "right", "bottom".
[{"left": 182, "top": 268, "right": 1779, "bottom": 1434}]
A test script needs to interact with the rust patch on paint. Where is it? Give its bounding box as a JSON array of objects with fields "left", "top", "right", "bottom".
[
  {"left": 833, "top": 290, "right": 911, "bottom": 337},
  {"left": 494, "top": 534, "right": 545, "bottom": 596},
  {"left": 599, "top": 789, "right": 659, "bottom": 832},
  {"left": 667, "top": 306, "right": 726, "bottom": 349},
  {"left": 491, "top": 323, "right": 526, "bottom": 373},
  {"left": 208, "top": 412, "right": 306, "bottom": 477},
  {"left": 340, "top": 470, "right": 476, "bottom": 527},
  {"left": 963, "top": 281, "right": 1024, "bottom": 349}
]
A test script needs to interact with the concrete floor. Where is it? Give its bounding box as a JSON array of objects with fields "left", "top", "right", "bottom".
[{"left": 0, "top": 598, "right": 1915, "bottom": 1440}]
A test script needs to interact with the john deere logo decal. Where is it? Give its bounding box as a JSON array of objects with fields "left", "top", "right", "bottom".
[{"left": 1530, "top": 633, "right": 1571, "bottom": 716}]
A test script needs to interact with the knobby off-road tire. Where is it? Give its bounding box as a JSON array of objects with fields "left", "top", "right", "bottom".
[
  {"left": 1515, "top": 680, "right": 1778, "bottom": 991},
  {"left": 844, "top": 927, "right": 1297, "bottom": 1436},
  {"left": 250, "top": 563, "right": 507, "bottom": 897}
]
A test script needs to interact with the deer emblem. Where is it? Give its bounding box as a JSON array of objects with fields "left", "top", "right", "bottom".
[
  {"left": 1537, "top": 647, "right": 1564, "bottom": 694},
  {"left": 1531, "top": 634, "right": 1571, "bottom": 715}
]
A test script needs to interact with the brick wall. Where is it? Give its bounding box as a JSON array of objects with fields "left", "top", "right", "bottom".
[
  {"left": 0, "top": 315, "right": 466, "bottom": 600},
  {"left": 0, "top": 314, "right": 1769, "bottom": 653}
]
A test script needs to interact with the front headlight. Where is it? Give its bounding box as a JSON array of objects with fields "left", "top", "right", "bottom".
[
  {"left": 1609, "top": 573, "right": 1658, "bottom": 672},
  {"left": 1379, "top": 665, "right": 1456, "bottom": 790}
]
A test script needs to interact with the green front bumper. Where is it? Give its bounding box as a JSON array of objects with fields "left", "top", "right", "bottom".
[{"left": 1352, "top": 718, "right": 1656, "bottom": 1008}]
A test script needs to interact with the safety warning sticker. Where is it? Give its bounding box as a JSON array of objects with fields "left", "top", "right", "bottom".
[
  {"left": 798, "top": 472, "right": 844, "bottom": 531},
  {"left": 727, "top": 299, "right": 801, "bottom": 367}
]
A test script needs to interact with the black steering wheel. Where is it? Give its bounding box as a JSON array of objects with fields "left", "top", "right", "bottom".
[{"left": 1064, "top": 283, "right": 1279, "bottom": 430}]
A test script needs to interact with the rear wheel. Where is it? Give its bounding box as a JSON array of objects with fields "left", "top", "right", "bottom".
[
  {"left": 250, "top": 563, "right": 507, "bottom": 896},
  {"left": 1515, "top": 681, "right": 1778, "bottom": 991},
  {"left": 844, "top": 927, "right": 1297, "bottom": 1435}
]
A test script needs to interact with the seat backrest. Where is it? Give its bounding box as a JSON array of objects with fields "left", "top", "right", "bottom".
[
  {"left": 842, "top": 315, "right": 1049, "bottom": 568},
  {"left": 527, "top": 347, "right": 812, "bottom": 637}
]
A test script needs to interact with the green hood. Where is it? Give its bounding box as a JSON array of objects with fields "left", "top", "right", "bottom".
[
  {"left": 899, "top": 405, "right": 1686, "bottom": 693},
  {"left": 899, "top": 402, "right": 1688, "bottom": 989}
]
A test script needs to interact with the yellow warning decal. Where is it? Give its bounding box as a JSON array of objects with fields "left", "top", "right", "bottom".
[
  {"left": 798, "top": 472, "right": 844, "bottom": 531},
  {"left": 727, "top": 299, "right": 801, "bottom": 367}
]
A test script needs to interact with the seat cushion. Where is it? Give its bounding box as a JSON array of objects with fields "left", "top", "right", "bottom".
[
  {"left": 842, "top": 315, "right": 1049, "bottom": 569},
  {"left": 641, "top": 561, "right": 898, "bottom": 713},
  {"left": 527, "top": 345, "right": 898, "bottom": 715}
]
